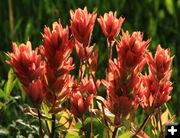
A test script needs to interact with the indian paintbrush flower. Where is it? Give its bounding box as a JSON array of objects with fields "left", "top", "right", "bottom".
[
  {"left": 146, "top": 45, "right": 174, "bottom": 80},
  {"left": 98, "top": 11, "right": 125, "bottom": 45},
  {"left": 69, "top": 76, "right": 98, "bottom": 117},
  {"left": 6, "top": 8, "right": 176, "bottom": 137},
  {"left": 75, "top": 42, "right": 95, "bottom": 61},
  {"left": 141, "top": 46, "right": 174, "bottom": 114},
  {"left": 40, "top": 22, "right": 74, "bottom": 105},
  {"left": 116, "top": 31, "right": 150, "bottom": 70},
  {"left": 7, "top": 41, "right": 46, "bottom": 105},
  {"left": 70, "top": 7, "right": 97, "bottom": 47}
]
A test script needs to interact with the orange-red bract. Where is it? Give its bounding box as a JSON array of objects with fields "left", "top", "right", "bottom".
[
  {"left": 41, "top": 22, "right": 75, "bottom": 104},
  {"left": 70, "top": 7, "right": 97, "bottom": 47},
  {"left": 69, "top": 76, "right": 98, "bottom": 117},
  {"left": 141, "top": 72, "right": 173, "bottom": 113},
  {"left": 75, "top": 42, "right": 95, "bottom": 61},
  {"left": 140, "top": 45, "right": 174, "bottom": 113},
  {"left": 7, "top": 41, "right": 46, "bottom": 105},
  {"left": 117, "top": 31, "right": 150, "bottom": 70},
  {"left": 70, "top": 91, "right": 93, "bottom": 118},
  {"left": 146, "top": 45, "right": 174, "bottom": 80},
  {"left": 98, "top": 11, "right": 125, "bottom": 44},
  {"left": 25, "top": 80, "right": 46, "bottom": 105}
]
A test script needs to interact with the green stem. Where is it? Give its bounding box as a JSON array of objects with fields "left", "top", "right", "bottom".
[
  {"left": 107, "top": 39, "right": 113, "bottom": 74},
  {"left": 37, "top": 109, "right": 43, "bottom": 137},
  {"left": 79, "top": 61, "right": 83, "bottom": 82},
  {"left": 112, "top": 127, "right": 118, "bottom": 138},
  {"left": 132, "top": 115, "right": 151, "bottom": 137},
  {"left": 158, "top": 107, "right": 164, "bottom": 138},
  {"left": 101, "top": 102, "right": 112, "bottom": 135},
  {"left": 81, "top": 117, "right": 88, "bottom": 137},
  {"left": 108, "top": 40, "right": 113, "bottom": 61},
  {"left": 90, "top": 104, "right": 94, "bottom": 138},
  {"left": 50, "top": 114, "right": 56, "bottom": 138},
  {"left": 8, "top": 0, "right": 14, "bottom": 39},
  {"left": 45, "top": 120, "right": 50, "bottom": 136}
]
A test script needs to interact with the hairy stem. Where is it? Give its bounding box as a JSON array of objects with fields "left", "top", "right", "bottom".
[
  {"left": 132, "top": 115, "right": 151, "bottom": 137},
  {"left": 158, "top": 107, "right": 164, "bottom": 138},
  {"left": 45, "top": 120, "right": 50, "bottom": 136},
  {"left": 112, "top": 127, "right": 118, "bottom": 138},
  {"left": 90, "top": 104, "right": 94, "bottom": 138},
  {"left": 79, "top": 61, "right": 83, "bottom": 81},
  {"left": 100, "top": 102, "right": 111, "bottom": 137},
  {"left": 107, "top": 39, "right": 113, "bottom": 74},
  {"left": 51, "top": 114, "right": 56, "bottom": 138},
  {"left": 81, "top": 117, "right": 88, "bottom": 137},
  {"left": 37, "top": 109, "right": 43, "bottom": 137}
]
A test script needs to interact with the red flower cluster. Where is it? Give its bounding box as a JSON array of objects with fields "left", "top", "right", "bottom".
[
  {"left": 102, "top": 31, "right": 149, "bottom": 121},
  {"left": 69, "top": 7, "right": 100, "bottom": 117},
  {"left": 98, "top": 11, "right": 125, "bottom": 45},
  {"left": 7, "top": 7, "right": 175, "bottom": 125},
  {"left": 70, "top": 7, "right": 97, "bottom": 47},
  {"left": 141, "top": 45, "right": 174, "bottom": 113},
  {"left": 116, "top": 31, "right": 150, "bottom": 70},
  {"left": 146, "top": 45, "right": 174, "bottom": 80},
  {"left": 40, "top": 22, "right": 74, "bottom": 107},
  {"left": 7, "top": 41, "right": 46, "bottom": 105},
  {"left": 69, "top": 76, "right": 100, "bottom": 117}
]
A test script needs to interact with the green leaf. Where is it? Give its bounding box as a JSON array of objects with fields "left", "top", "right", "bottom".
[
  {"left": 158, "top": 10, "right": 165, "bottom": 20},
  {"left": 66, "top": 133, "right": 84, "bottom": 138},
  {"left": 41, "top": 102, "right": 52, "bottom": 132},
  {"left": 25, "top": 19, "right": 33, "bottom": 40},
  {"left": 12, "top": 18, "right": 23, "bottom": 36},
  {"left": 65, "top": 122, "right": 82, "bottom": 138},
  {"left": 84, "top": 117, "right": 106, "bottom": 138},
  {"left": 164, "top": 103, "right": 172, "bottom": 118},
  {"left": 0, "top": 89, "right": 6, "bottom": 99},
  {"left": 161, "top": 109, "right": 169, "bottom": 125},
  {"left": 165, "top": 0, "right": 175, "bottom": 15},
  {"left": 178, "top": 0, "right": 180, "bottom": 8},
  {"left": 0, "top": 101, "right": 5, "bottom": 110},
  {"left": 148, "top": 17, "right": 157, "bottom": 37},
  {"left": 0, "top": 127, "right": 9, "bottom": 135},
  {"left": 17, "top": 80, "right": 26, "bottom": 101},
  {"left": 118, "top": 131, "right": 132, "bottom": 138},
  {"left": 4, "top": 68, "right": 17, "bottom": 98}
]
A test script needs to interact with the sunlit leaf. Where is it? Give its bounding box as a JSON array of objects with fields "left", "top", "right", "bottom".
[
  {"left": 12, "top": 18, "right": 23, "bottom": 36},
  {"left": 66, "top": 128, "right": 81, "bottom": 137},
  {"left": 178, "top": 0, "right": 180, "bottom": 8},
  {"left": 84, "top": 117, "right": 106, "bottom": 138},
  {"left": 0, "top": 89, "right": 6, "bottom": 99},
  {"left": 58, "top": 110, "right": 76, "bottom": 129},
  {"left": 165, "top": 0, "right": 175, "bottom": 15},
  {"left": 66, "top": 133, "right": 84, "bottom": 138},
  {"left": 161, "top": 109, "right": 169, "bottom": 125},
  {"left": 158, "top": 109, "right": 175, "bottom": 131},
  {"left": 118, "top": 131, "right": 132, "bottom": 138},
  {"left": 4, "top": 68, "right": 17, "bottom": 98},
  {"left": 41, "top": 102, "right": 52, "bottom": 132},
  {"left": 0, "top": 128, "right": 9, "bottom": 135},
  {"left": 148, "top": 17, "right": 157, "bottom": 37}
]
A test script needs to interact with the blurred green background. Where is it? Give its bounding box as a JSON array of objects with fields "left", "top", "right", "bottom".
[{"left": 0, "top": 0, "right": 180, "bottom": 137}]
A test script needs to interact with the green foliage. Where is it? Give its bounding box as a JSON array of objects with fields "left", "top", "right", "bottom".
[
  {"left": 118, "top": 131, "right": 132, "bottom": 138},
  {"left": 84, "top": 117, "right": 106, "bottom": 138},
  {"left": 0, "top": 69, "right": 17, "bottom": 110}
]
